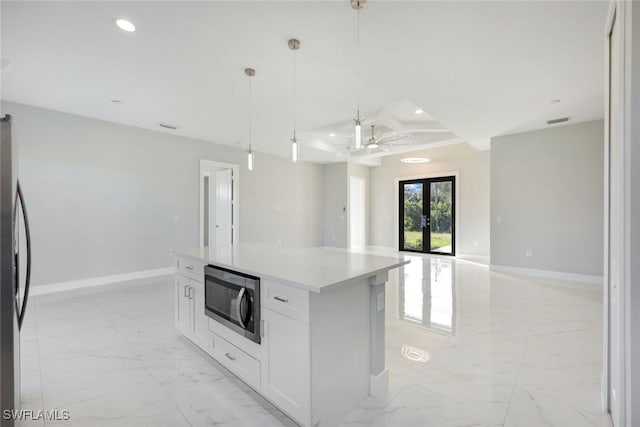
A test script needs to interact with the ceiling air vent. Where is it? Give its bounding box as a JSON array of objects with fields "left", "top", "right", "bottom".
[
  {"left": 159, "top": 122, "right": 179, "bottom": 130},
  {"left": 547, "top": 117, "right": 570, "bottom": 125}
]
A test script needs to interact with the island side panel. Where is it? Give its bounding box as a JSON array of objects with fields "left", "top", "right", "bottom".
[
  {"left": 369, "top": 271, "right": 389, "bottom": 397},
  {"left": 309, "top": 277, "right": 372, "bottom": 426}
]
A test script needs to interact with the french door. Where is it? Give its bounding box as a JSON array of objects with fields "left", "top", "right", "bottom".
[{"left": 399, "top": 176, "right": 456, "bottom": 255}]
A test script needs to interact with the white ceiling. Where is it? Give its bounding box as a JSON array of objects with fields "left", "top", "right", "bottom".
[{"left": 0, "top": 1, "right": 608, "bottom": 163}]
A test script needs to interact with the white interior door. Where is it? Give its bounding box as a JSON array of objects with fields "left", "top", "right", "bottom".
[
  {"left": 349, "top": 176, "right": 366, "bottom": 250},
  {"left": 215, "top": 169, "right": 233, "bottom": 247}
]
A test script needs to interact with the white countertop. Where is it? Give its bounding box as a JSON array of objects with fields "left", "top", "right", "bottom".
[{"left": 172, "top": 245, "right": 409, "bottom": 293}]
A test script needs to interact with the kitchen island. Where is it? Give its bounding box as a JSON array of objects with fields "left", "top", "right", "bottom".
[{"left": 172, "top": 245, "right": 408, "bottom": 427}]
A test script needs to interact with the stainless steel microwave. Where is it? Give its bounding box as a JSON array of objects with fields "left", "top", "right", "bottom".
[{"left": 204, "top": 265, "right": 260, "bottom": 344}]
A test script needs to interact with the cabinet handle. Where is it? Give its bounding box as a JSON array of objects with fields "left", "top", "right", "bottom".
[
  {"left": 225, "top": 352, "right": 236, "bottom": 361},
  {"left": 212, "top": 338, "right": 215, "bottom": 348},
  {"left": 185, "top": 265, "right": 194, "bottom": 271},
  {"left": 184, "top": 285, "right": 189, "bottom": 297},
  {"left": 260, "top": 320, "right": 265, "bottom": 338},
  {"left": 274, "top": 296, "right": 289, "bottom": 303},
  {"left": 188, "top": 287, "right": 194, "bottom": 300}
]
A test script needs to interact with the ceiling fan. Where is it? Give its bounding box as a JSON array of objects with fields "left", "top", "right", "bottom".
[{"left": 360, "top": 124, "right": 414, "bottom": 152}]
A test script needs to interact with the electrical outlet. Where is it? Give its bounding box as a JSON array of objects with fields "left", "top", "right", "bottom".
[
  {"left": 526, "top": 250, "right": 533, "bottom": 257},
  {"left": 473, "top": 240, "right": 479, "bottom": 247}
]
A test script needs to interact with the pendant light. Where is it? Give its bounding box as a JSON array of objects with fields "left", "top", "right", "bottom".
[
  {"left": 245, "top": 67, "right": 255, "bottom": 171},
  {"left": 288, "top": 38, "right": 301, "bottom": 163},
  {"left": 352, "top": 0, "right": 366, "bottom": 150}
]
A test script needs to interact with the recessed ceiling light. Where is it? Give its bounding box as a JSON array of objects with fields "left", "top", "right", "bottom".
[
  {"left": 415, "top": 108, "right": 424, "bottom": 114},
  {"left": 115, "top": 18, "right": 136, "bottom": 32},
  {"left": 111, "top": 99, "right": 124, "bottom": 105},
  {"left": 401, "top": 157, "right": 431, "bottom": 164},
  {"left": 329, "top": 133, "right": 336, "bottom": 137},
  {"left": 551, "top": 99, "right": 561, "bottom": 104}
]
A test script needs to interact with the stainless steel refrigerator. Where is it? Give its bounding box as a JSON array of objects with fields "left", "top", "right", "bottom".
[{"left": 0, "top": 115, "right": 32, "bottom": 427}]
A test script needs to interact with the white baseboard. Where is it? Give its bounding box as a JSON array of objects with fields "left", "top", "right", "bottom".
[
  {"left": 490, "top": 264, "right": 603, "bottom": 286},
  {"left": 30, "top": 267, "right": 175, "bottom": 296}
]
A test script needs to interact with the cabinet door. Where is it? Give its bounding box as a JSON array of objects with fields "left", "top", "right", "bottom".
[
  {"left": 190, "top": 279, "right": 209, "bottom": 342},
  {"left": 261, "top": 308, "right": 311, "bottom": 426},
  {"left": 175, "top": 275, "right": 190, "bottom": 336}
]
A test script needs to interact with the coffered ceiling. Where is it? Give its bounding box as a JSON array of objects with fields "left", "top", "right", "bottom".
[{"left": 0, "top": 1, "right": 608, "bottom": 163}]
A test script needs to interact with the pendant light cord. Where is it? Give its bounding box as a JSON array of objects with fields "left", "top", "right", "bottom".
[
  {"left": 249, "top": 76, "right": 252, "bottom": 150},
  {"left": 293, "top": 48, "right": 297, "bottom": 139},
  {"left": 356, "top": 4, "right": 361, "bottom": 119}
]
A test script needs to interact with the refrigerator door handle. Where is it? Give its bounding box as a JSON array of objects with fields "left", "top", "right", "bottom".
[{"left": 16, "top": 180, "right": 31, "bottom": 330}]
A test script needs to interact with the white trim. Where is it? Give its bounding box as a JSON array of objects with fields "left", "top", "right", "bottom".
[
  {"left": 603, "top": 0, "right": 615, "bottom": 414},
  {"left": 393, "top": 171, "right": 460, "bottom": 254},
  {"left": 199, "top": 159, "right": 240, "bottom": 248},
  {"left": 490, "top": 264, "right": 603, "bottom": 287},
  {"left": 30, "top": 267, "right": 175, "bottom": 296}
]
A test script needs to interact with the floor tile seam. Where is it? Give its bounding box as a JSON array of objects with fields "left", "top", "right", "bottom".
[
  {"left": 90, "top": 291, "right": 194, "bottom": 427},
  {"left": 500, "top": 300, "right": 541, "bottom": 426}
]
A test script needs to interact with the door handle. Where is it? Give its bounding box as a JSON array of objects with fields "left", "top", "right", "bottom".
[
  {"left": 184, "top": 284, "right": 189, "bottom": 298},
  {"left": 188, "top": 287, "right": 194, "bottom": 300},
  {"left": 236, "top": 288, "right": 247, "bottom": 328},
  {"left": 16, "top": 181, "right": 31, "bottom": 330},
  {"left": 225, "top": 352, "right": 236, "bottom": 361},
  {"left": 274, "top": 296, "right": 289, "bottom": 303}
]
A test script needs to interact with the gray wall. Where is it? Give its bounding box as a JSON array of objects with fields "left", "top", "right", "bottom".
[
  {"left": 369, "top": 143, "right": 490, "bottom": 256},
  {"left": 4, "top": 101, "right": 323, "bottom": 286},
  {"left": 322, "top": 162, "right": 348, "bottom": 248},
  {"left": 490, "top": 119, "right": 604, "bottom": 276}
]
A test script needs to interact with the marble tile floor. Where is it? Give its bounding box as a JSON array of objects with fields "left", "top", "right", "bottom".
[{"left": 17, "top": 254, "right": 611, "bottom": 427}]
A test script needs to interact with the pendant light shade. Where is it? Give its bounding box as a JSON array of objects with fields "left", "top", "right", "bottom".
[
  {"left": 289, "top": 38, "right": 301, "bottom": 163},
  {"left": 247, "top": 147, "right": 254, "bottom": 171},
  {"left": 291, "top": 137, "right": 299, "bottom": 163},
  {"left": 245, "top": 67, "right": 256, "bottom": 171},
  {"left": 354, "top": 117, "right": 362, "bottom": 149}
]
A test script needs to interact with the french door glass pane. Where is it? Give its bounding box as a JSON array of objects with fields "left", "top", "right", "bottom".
[
  {"left": 430, "top": 181, "right": 453, "bottom": 253},
  {"left": 403, "top": 183, "right": 423, "bottom": 251}
]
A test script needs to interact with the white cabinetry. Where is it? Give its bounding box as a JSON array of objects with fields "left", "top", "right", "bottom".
[
  {"left": 175, "top": 274, "right": 192, "bottom": 337},
  {"left": 175, "top": 273, "right": 206, "bottom": 342},
  {"left": 261, "top": 307, "right": 311, "bottom": 426}
]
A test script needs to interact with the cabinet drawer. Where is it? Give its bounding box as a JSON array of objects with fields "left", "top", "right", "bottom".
[
  {"left": 175, "top": 256, "right": 205, "bottom": 282},
  {"left": 262, "top": 279, "right": 309, "bottom": 323},
  {"left": 208, "top": 331, "right": 261, "bottom": 390}
]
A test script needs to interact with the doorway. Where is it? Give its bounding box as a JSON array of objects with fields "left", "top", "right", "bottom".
[
  {"left": 199, "top": 160, "right": 239, "bottom": 248},
  {"left": 349, "top": 176, "right": 366, "bottom": 250},
  {"left": 399, "top": 176, "right": 456, "bottom": 255}
]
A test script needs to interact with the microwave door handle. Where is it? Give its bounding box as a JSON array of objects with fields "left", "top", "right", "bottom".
[
  {"left": 236, "top": 287, "right": 246, "bottom": 329},
  {"left": 16, "top": 181, "right": 31, "bottom": 330}
]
